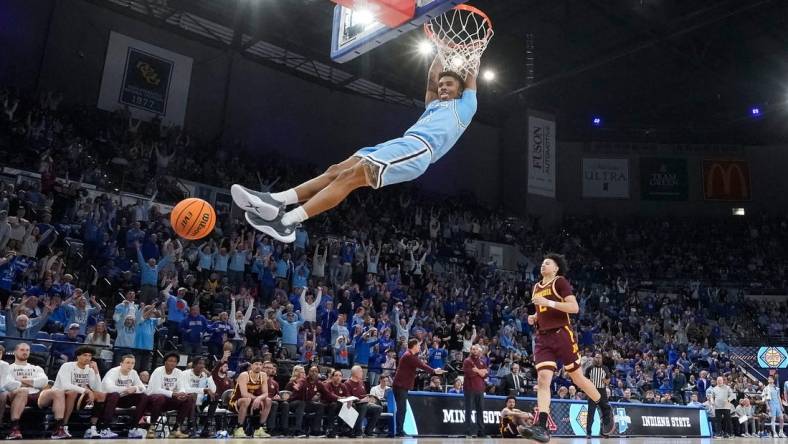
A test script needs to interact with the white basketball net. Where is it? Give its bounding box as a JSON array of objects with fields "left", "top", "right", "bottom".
[{"left": 424, "top": 5, "right": 494, "bottom": 79}]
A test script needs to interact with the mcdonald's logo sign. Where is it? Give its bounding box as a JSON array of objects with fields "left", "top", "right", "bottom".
[{"left": 702, "top": 160, "right": 750, "bottom": 201}]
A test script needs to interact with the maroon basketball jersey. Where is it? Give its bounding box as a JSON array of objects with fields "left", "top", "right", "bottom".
[{"left": 532, "top": 276, "right": 574, "bottom": 330}]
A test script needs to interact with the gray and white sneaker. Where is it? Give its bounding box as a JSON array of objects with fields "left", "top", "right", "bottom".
[
  {"left": 126, "top": 428, "right": 146, "bottom": 439},
  {"left": 84, "top": 427, "right": 101, "bottom": 439},
  {"left": 231, "top": 184, "right": 284, "bottom": 221},
  {"left": 99, "top": 429, "right": 118, "bottom": 439},
  {"left": 245, "top": 211, "right": 296, "bottom": 244}
]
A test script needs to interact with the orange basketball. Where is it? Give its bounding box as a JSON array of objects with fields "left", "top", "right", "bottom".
[{"left": 170, "top": 198, "right": 216, "bottom": 240}]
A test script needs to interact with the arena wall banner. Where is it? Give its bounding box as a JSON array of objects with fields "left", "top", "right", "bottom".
[
  {"left": 582, "top": 158, "right": 629, "bottom": 198},
  {"left": 639, "top": 157, "right": 688, "bottom": 201},
  {"left": 527, "top": 115, "right": 556, "bottom": 198},
  {"left": 97, "top": 31, "right": 193, "bottom": 126},
  {"left": 730, "top": 346, "right": 788, "bottom": 388},
  {"left": 702, "top": 159, "right": 751, "bottom": 201},
  {"left": 387, "top": 391, "right": 710, "bottom": 437}
]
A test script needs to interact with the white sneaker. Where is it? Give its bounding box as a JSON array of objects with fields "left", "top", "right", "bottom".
[
  {"left": 84, "top": 427, "right": 101, "bottom": 439},
  {"left": 127, "top": 428, "right": 146, "bottom": 439},
  {"left": 245, "top": 211, "right": 296, "bottom": 243},
  {"left": 231, "top": 184, "right": 284, "bottom": 221},
  {"left": 63, "top": 426, "right": 73, "bottom": 438},
  {"left": 100, "top": 429, "right": 119, "bottom": 439},
  {"left": 780, "top": 432, "right": 787, "bottom": 438}
]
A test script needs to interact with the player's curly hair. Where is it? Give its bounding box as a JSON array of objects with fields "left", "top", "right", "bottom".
[
  {"left": 438, "top": 70, "right": 465, "bottom": 90},
  {"left": 75, "top": 346, "right": 95, "bottom": 357},
  {"left": 544, "top": 252, "right": 568, "bottom": 276}
]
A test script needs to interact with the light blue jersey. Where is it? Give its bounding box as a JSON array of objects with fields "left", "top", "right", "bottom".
[
  {"left": 405, "top": 89, "right": 477, "bottom": 163},
  {"left": 353, "top": 89, "right": 477, "bottom": 188},
  {"left": 766, "top": 385, "right": 782, "bottom": 416}
]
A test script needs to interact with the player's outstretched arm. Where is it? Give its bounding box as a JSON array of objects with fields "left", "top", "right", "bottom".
[{"left": 425, "top": 55, "right": 441, "bottom": 105}]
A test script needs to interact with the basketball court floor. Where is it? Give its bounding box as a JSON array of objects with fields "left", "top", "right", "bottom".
[{"left": 10, "top": 438, "right": 736, "bottom": 443}]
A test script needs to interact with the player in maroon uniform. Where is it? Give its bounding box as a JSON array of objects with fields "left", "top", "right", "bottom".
[{"left": 520, "top": 254, "right": 614, "bottom": 443}]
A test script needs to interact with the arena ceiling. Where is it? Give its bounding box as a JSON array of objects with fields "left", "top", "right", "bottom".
[{"left": 95, "top": 0, "right": 788, "bottom": 143}]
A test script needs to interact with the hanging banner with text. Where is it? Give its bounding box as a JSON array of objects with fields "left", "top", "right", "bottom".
[
  {"left": 527, "top": 115, "right": 556, "bottom": 198},
  {"left": 639, "top": 157, "right": 688, "bottom": 201},
  {"left": 582, "top": 158, "right": 629, "bottom": 198},
  {"left": 702, "top": 160, "right": 751, "bottom": 201},
  {"left": 97, "top": 31, "right": 193, "bottom": 126},
  {"left": 388, "top": 391, "right": 710, "bottom": 437}
]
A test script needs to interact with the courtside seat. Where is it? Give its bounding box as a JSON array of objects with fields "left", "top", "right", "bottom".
[{"left": 212, "top": 389, "right": 235, "bottom": 432}]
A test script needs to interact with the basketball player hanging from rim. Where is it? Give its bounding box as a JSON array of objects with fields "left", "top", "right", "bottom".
[
  {"left": 519, "top": 253, "right": 615, "bottom": 443},
  {"left": 231, "top": 5, "right": 492, "bottom": 242}
]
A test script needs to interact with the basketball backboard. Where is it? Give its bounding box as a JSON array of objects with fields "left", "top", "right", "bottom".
[{"left": 330, "top": 0, "right": 468, "bottom": 63}]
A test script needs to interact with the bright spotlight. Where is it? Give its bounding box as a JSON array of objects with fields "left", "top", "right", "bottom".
[
  {"left": 355, "top": 8, "right": 375, "bottom": 25},
  {"left": 592, "top": 117, "right": 602, "bottom": 126},
  {"left": 751, "top": 107, "right": 761, "bottom": 116},
  {"left": 450, "top": 55, "right": 465, "bottom": 69},
  {"left": 482, "top": 70, "right": 495, "bottom": 81},
  {"left": 418, "top": 40, "right": 434, "bottom": 55}
]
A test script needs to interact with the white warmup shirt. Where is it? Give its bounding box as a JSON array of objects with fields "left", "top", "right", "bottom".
[
  {"left": 3, "top": 362, "right": 48, "bottom": 393},
  {"left": 146, "top": 366, "right": 184, "bottom": 398},
  {"left": 53, "top": 362, "right": 102, "bottom": 393},
  {"left": 101, "top": 366, "right": 146, "bottom": 394}
]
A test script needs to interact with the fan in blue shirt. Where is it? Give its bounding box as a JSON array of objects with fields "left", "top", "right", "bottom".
[{"left": 428, "top": 340, "right": 448, "bottom": 369}]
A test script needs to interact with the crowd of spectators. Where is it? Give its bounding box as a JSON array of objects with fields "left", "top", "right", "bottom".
[{"left": 1, "top": 85, "right": 788, "bottom": 438}]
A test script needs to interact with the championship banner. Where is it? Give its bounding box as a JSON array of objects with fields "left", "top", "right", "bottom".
[
  {"left": 527, "top": 115, "right": 556, "bottom": 198},
  {"left": 730, "top": 346, "right": 788, "bottom": 369},
  {"left": 388, "top": 391, "right": 710, "bottom": 437},
  {"left": 97, "top": 31, "right": 193, "bottom": 126},
  {"left": 731, "top": 346, "right": 788, "bottom": 390},
  {"left": 582, "top": 158, "right": 629, "bottom": 198},
  {"left": 639, "top": 158, "right": 688, "bottom": 201},
  {"left": 702, "top": 160, "right": 751, "bottom": 201}
]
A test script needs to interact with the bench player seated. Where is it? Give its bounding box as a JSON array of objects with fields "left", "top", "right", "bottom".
[
  {"left": 3, "top": 342, "right": 68, "bottom": 439},
  {"left": 180, "top": 356, "right": 218, "bottom": 437},
  {"left": 101, "top": 354, "right": 149, "bottom": 439},
  {"left": 262, "top": 360, "right": 290, "bottom": 436},
  {"left": 146, "top": 352, "right": 195, "bottom": 438},
  {"left": 229, "top": 356, "right": 272, "bottom": 438},
  {"left": 500, "top": 396, "right": 533, "bottom": 438},
  {"left": 345, "top": 365, "right": 383, "bottom": 437},
  {"left": 232, "top": 54, "right": 478, "bottom": 243},
  {"left": 53, "top": 346, "right": 115, "bottom": 438}
]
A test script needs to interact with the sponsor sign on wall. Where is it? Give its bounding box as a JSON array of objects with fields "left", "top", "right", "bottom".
[
  {"left": 702, "top": 160, "right": 751, "bottom": 201},
  {"left": 527, "top": 115, "right": 556, "bottom": 198},
  {"left": 582, "top": 158, "right": 629, "bottom": 198},
  {"left": 639, "top": 158, "right": 688, "bottom": 201},
  {"left": 98, "top": 31, "right": 193, "bottom": 126},
  {"left": 387, "top": 391, "right": 709, "bottom": 437}
]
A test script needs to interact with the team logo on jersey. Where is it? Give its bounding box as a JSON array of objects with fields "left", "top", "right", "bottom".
[
  {"left": 758, "top": 347, "right": 788, "bottom": 368},
  {"left": 72, "top": 372, "right": 91, "bottom": 387},
  {"left": 12, "top": 368, "right": 36, "bottom": 379},
  {"left": 163, "top": 376, "right": 179, "bottom": 390}
]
